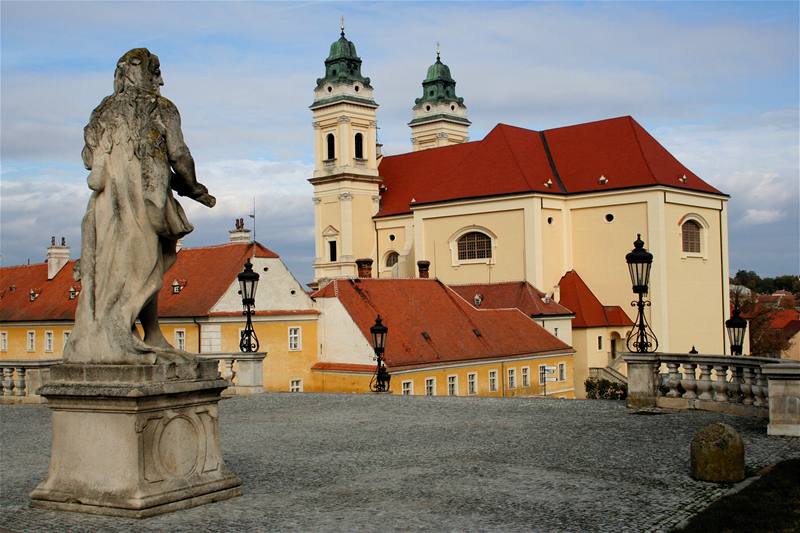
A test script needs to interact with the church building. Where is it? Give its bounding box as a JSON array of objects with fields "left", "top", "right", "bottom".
[{"left": 309, "top": 27, "right": 733, "bottom": 358}]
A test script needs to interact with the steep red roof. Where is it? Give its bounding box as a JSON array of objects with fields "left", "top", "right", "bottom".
[
  {"left": 314, "top": 279, "right": 571, "bottom": 369},
  {"left": 449, "top": 281, "right": 573, "bottom": 317},
  {"left": 377, "top": 117, "right": 724, "bottom": 217},
  {"left": 0, "top": 242, "right": 279, "bottom": 322},
  {"left": 557, "top": 270, "right": 634, "bottom": 328},
  {"left": 311, "top": 362, "right": 374, "bottom": 373},
  {"left": 769, "top": 309, "right": 800, "bottom": 330}
]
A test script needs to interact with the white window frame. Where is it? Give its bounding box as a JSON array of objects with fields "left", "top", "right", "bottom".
[
  {"left": 539, "top": 365, "right": 547, "bottom": 385},
  {"left": 290, "top": 379, "right": 303, "bottom": 392},
  {"left": 63, "top": 330, "right": 71, "bottom": 348},
  {"left": 449, "top": 226, "right": 497, "bottom": 266},
  {"left": 44, "top": 330, "right": 54, "bottom": 353},
  {"left": 521, "top": 366, "right": 530, "bottom": 388},
  {"left": 554, "top": 327, "right": 559, "bottom": 337},
  {"left": 401, "top": 380, "right": 413, "bottom": 396},
  {"left": 559, "top": 362, "right": 567, "bottom": 382},
  {"left": 26, "top": 330, "right": 35, "bottom": 352},
  {"left": 447, "top": 375, "right": 457, "bottom": 396},
  {"left": 175, "top": 328, "right": 186, "bottom": 351},
  {"left": 678, "top": 213, "right": 709, "bottom": 260},
  {"left": 425, "top": 377, "right": 436, "bottom": 396},
  {"left": 0, "top": 331, "right": 7, "bottom": 352},
  {"left": 488, "top": 370, "right": 498, "bottom": 392},
  {"left": 288, "top": 326, "right": 302, "bottom": 351},
  {"left": 507, "top": 368, "right": 516, "bottom": 389},
  {"left": 467, "top": 372, "right": 477, "bottom": 395}
]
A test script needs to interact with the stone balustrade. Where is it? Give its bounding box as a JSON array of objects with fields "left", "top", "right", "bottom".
[
  {"left": 0, "top": 359, "right": 61, "bottom": 403},
  {"left": 624, "top": 353, "right": 800, "bottom": 436},
  {"left": 197, "top": 352, "right": 266, "bottom": 395}
]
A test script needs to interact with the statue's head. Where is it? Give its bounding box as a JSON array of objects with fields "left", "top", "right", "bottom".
[{"left": 114, "top": 48, "right": 164, "bottom": 95}]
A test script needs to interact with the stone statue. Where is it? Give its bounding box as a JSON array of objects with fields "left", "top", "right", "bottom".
[{"left": 64, "top": 48, "right": 215, "bottom": 365}]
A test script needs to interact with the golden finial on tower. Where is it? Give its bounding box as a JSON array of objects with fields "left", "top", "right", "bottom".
[
  {"left": 340, "top": 16, "right": 345, "bottom": 37},
  {"left": 436, "top": 41, "right": 441, "bottom": 60}
]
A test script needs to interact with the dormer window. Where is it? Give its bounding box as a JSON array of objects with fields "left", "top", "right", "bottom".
[
  {"left": 29, "top": 289, "right": 40, "bottom": 302},
  {"left": 473, "top": 294, "right": 483, "bottom": 307},
  {"left": 69, "top": 286, "right": 79, "bottom": 300},
  {"left": 171, "top": 279, "right": 186, "bottom": 294}
]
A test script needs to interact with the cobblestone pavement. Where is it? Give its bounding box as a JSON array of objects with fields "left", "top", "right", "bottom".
[{"left": 2, "top": 394, "right": 799, "bottom": 532}]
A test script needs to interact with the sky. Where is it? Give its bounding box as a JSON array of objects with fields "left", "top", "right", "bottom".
[{"left": 1, "top": 1, "right": 798, "bottom": 285}]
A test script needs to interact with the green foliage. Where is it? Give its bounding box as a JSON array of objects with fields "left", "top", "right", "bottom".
[
  {"left": 584, "top": 378, "right": 627, "bottom": 400},
  {"left": 732, "top": 270, "right": 800, "bottom": 296}
]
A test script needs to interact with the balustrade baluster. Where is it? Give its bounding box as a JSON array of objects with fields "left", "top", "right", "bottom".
[
  {"left": 751, "top": 367, "right": 764, "bottom": 407},
  {"left": 222, "top": 360, "right": 234, "bottom": 381},
  {"left": 759, "top": 368, "right": 769, "bottom": 404},
  {"left": 727, "top": 366, "right": 743, "bottom": 404},
  {"left": 665, "top": 362, "right": 681, "bottom": 398},
  {"left": 741, "top": 367, "right": 754, "bottom": 405},
  {"left": 2, "top": 368, "right": 14, "bottom": 396},
  {"left": 696, "top": 364, "right": 713, "bottom": 400},
  {"left": 681, "top": 363, "right": 697, "bottom": 399},
  {"left": 713, "top": 365, "right": 728, "bottom": 402},
  {"left": 14, "top": 367, "right": 26, "bottom": 397}
]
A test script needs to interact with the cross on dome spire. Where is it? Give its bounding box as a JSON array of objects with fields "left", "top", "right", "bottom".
[
  {"left": 436, "top": 41, "right": 440, "bottom": 60},
  {"left": 340, "top": 16, "right": 345, "bottom": 37}
]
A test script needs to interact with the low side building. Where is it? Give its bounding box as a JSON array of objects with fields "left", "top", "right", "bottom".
[
  {"left": 557, "top": 270, "right": 633, "bottom": 398},
  {"left": 311, "top": 278, "right": 576, "bottom": 397}
]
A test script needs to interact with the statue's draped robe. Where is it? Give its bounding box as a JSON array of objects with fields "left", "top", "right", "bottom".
[{"left": 64, "top": 92, "right": 195, "bottom": 364}]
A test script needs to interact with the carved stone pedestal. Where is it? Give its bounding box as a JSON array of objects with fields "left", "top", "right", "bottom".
[{"left": 30, "top": 361, "right": 242, "bottom": 518}]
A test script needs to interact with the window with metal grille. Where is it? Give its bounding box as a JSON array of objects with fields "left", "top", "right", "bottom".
[
  {"left": 682, "top": 220, "right": 701, "bottom": 253},
  {"left": 457, "top": 231, "right": 492, "bottom": 260}
]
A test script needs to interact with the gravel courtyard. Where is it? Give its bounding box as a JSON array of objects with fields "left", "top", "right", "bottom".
[{"left": 2, "top": 393, "right": 799, "bottom": 533}]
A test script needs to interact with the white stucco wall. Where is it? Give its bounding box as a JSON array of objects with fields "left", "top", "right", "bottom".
[
  {"left": 211, "top": 257, "right": 314, "bottom": 313},
  {"left": 314, "top": 297, "right": 375, "bottom": 365}
]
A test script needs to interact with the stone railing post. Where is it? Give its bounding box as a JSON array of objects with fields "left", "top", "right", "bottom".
[
  {"left": 682, "top": 363, "right": 698, "bottom": 400},
  {"left": 0, "top": 359, "right": 61, "bottom": 403},
  {"left": 3, "top": 368, "right": 15, "bottom": 396},
  {"left": 761, "top": 362, "right": 800, "bottom": 437},
  {"left": 665, "top": 362, "right": 681, "bottom": 398},
  {"left": 197, "top": 352, "right": 266, "bottom": 396},
  {"left": 622, "top": 353, "right": 659, "bottom": 409},
  {"left": 696, "top": 363, "right": 714, "bottom": 400},
  {"left": 14, "top": 367, "right": 26, "bottom": 397},
  {"left": 713, "top": 365, "right": 729, "bottom": 403}
]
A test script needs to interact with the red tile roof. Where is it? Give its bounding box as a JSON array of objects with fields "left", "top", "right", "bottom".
[
  {"left": 769, "top": 309, "right": 800, "bottom": 330},
  {"left": 377, "top": 117, "right": 724, "bottom": 217},
  {"left": 449, "top": 281, "right": 573, "bottom": 317},
  {"left": 313, "top": 278, "right": 572, "bottom": 369},
  {"left": 0, "top": 242, "right": 279, "bottom": 322},
  {"left": 557, "top": 270, "right": 634, "bottom": 329},
  {"left": 311, "top": 362, "right": 375, "bottom": 373}
]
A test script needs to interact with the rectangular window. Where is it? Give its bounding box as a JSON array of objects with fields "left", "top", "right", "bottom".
[
  {"left": 539, "top": 365, "right": 547, "bottom": 385},
  {"left": 288, "top": 327, "right": 302, "bottom": 351},
  {"left": 44, "top": 331, "right": 54, "bottom": 353},
  {"left": 507, "top": 368, "right": 516, "bottom": 389},
  {"left": 0, "top": 331, "right": 7, "bottom": 352},
  {"left": 559, "top": 362, "right": 566, "bottom": 382},
  {"left": 598, "top": 336, "right": 603, "bottom": 351},
  {"left": 488, "top": 370, "right": 498, "bottom": 392},
  {"left": 290, "top": 379, "right": 303, "bottom": 392},
  {"left": 175, "top": 329, "right": 186, "bottom": 351},
  {"left": 521, "top": 367, "right": 530, "bottom": 387},
  {"left": 27, "top": 331, "right": 35, "bottom": 352},
  {"left": 402, "top": 380, "right": 413, "bottom": 396},
  {"left": 425, "top": 378, "right": 435, "bottom": 396},
  {"left": 328, "top": 240, "right": 337, "bottom": 262},
  {"left": 447, "top": 375, "right": 457, "bottom": 396},
  {"left": 467, "top": 373, "right": 477, "bottom": 395},
  {"left": 554, "top": 327, "right": 559, "bottom": 337},
  {"left": 63, "top": 330, "right": 71, "bottom": 347}
]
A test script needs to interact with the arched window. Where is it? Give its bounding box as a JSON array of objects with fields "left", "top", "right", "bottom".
[
  {"left": 385, "top": 251, "right": 399, "bottom": 267},
  {"left": 682, "top": 220, "right": 701, "bottom": 253},
  {"left": 457, "top": 232, "right": 492, "bottom": 260},
  {"left": 326, "top": 133, "right": 335, "bottom": 160},
  {"left": 354, "top": 133, "right": 364, "bottom": 159}
]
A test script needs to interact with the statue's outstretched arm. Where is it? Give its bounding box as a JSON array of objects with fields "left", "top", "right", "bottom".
[{"left": 163, "top": 101, "right": 215, "bottom": 208}]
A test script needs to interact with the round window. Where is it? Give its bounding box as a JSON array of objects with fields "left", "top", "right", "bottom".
[
  {"left": 327, "top": 86, "right": 332, "bottom": 93},
  {"left": 426, "top": 105, "right": 431, "bottom": 111},
  {"left": 605, "top": 214, "right": 614, "bottom": 223},
  {"left": 547, "top": 217, "right": 553, "bottom": 225},
  {"left": 354, "top": 85, "right": 359, "bottom": 92},
  {"left": 450, "top": 105, "right": 455, "bottom": 111},
  {"left": 389, "top": 234, "right": 396, "bottom": 241}
]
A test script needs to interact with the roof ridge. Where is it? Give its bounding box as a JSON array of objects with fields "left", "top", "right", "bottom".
[
  {"left": 497, "top": 124, "right": 537, "bottom": 191},
  {"left": 539, "top": 131, "right": 567, "bottom": 193},
  {"left": 627, "top": 116, "right": 657, "bottom": 183}
]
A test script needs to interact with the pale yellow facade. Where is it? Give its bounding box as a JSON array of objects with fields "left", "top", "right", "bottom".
[
  {"left": 0, "top": 323, "right": 73, "bottom": 361},
  {"left": 571, "top": 327, "right": 629, "bottom": 399}
]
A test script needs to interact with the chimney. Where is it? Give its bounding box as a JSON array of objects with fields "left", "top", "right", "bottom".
[
  {"left": 229, "top": 217, "right": 252, "bottom": 243},
  {"left": 46, "top": 236, "right": 70, "bottom": 280},
  {"left": 417, "top": 260, "right": 430, "bottom": 279},
  {"left": 175, "top": 238, "right": 184, "bottom": 252},
  {"left": 356, "top": 258, "right": 373, "bottom": 278},
  {"left": 553, "top": 284, "right": 561, "bottom": 303}
]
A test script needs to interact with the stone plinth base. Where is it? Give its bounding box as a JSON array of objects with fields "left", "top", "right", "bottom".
[
  {"left": 762, "top": 363, "right": 800, "bottom": 437},
  {"left": 30, "top": 361, "right": 242, "bottom": 518}
]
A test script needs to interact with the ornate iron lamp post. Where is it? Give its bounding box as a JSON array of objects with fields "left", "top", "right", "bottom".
[
  {"left": 625, "top": 234, "right": 658, "bottom": 353},
  {"left": 726, "top": 306, "right": 747, "bottom": 356},
  {"left": 369, "top": 315, "right": 391, "bottom": 392},
  {"left": 238, "top": 260, "right": 260, "bottom": 352}
]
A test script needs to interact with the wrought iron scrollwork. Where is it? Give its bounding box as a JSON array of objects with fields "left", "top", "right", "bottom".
[
  {"left": 626, "top": 296, "right": 658, "bottom": 353},
  {"left": 239, "top": 305, "right": 260, "bottom": 353}
]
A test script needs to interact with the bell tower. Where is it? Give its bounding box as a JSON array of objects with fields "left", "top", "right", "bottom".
[
  {"left": 409, "top": 46, "right": 470, "bottom": 151},
  {"left": 309, "top": 21, "right": 381, "bottom": 284}
]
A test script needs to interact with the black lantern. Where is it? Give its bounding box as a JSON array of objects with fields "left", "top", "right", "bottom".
[
  {"left": 625, "top": 235, "right": 658, "bottom": 353},
  {"left": 369, "top": 315, "right": 391, "bottom": 392},
  {"left": 237, "top": 260, "right": 260, "bottom": 352},
  {"left": 625, "top": 234, "right": 653, "bottom": 294},
  {"left": 726, "top": 307, "right": 747, "bottom": 356}
]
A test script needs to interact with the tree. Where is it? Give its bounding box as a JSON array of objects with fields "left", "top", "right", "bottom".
[{"left": 738, "top": 292, "right": 791, "bottom": 357}]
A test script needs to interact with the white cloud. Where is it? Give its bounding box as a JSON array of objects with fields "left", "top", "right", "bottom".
[{"left": 742, "top": 209, "right": 784, "bottom": 225}]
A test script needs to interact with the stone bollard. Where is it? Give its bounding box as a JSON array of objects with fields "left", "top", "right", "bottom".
[{"left": 690, "top": 422, "right": 745, "bottom": 483}]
